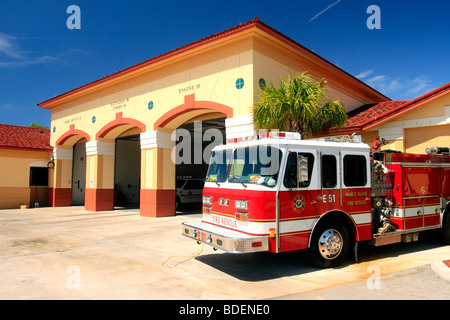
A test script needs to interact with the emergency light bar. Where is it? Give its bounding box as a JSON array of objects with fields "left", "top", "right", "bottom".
[
  {"left": 226, "top": 131, "right": 301, "bottom": 144},
  {"left": 267, "top": 132, "right": 301, "bottom": 140}
]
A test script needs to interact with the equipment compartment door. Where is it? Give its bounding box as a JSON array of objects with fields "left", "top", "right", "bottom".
[{"left": 402, "top": 167, "right": 440, "bottom": 197}]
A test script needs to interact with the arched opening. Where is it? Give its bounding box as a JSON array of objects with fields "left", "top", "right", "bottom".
[
  {"left": 51, "top": 125, "right": 90, "bottom": 207},
  {"left": 175, "top": 116, "right": 226, "bottom": 213},
  {"left": 144, "top": 94, "right": 232, "bottom": 217},
  {"left": 86, "top": 116, "right": 145, "bottom": 212},
  {"left": 71, "top": 139, "right": 87, "bottom": 206},
  {"left": 55, "top": 125, "right": 90, "bottom": 147},
  {"left": 114, "top": 128, "right": 142, "bottom": 209}
]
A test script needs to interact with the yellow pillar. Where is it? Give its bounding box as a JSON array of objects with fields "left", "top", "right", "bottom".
[
  {"left": 85, "top": 141, "right": 115, "bottom": 211},
  {"left": 140, "top": 130, "right": 176, "bottom": 217},
  {"left": 49, "top": 147, "right": 73, "bottom": 206}
]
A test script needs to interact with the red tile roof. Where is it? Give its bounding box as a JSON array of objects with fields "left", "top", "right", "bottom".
[
  {"left": 342, "top": 100, "right": 408, "bottom": 130},
  {"left": 362, "top": 82, "right": 450, "bottom": 130},
  {"left": 0, "top": 124, "right": 52, "bottom": 152},
  {"left": 328, "top": 82, "right": 450, "bottom": 135}
]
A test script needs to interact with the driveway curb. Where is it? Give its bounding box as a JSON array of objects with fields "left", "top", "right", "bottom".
[{"left": 431, "top": 259, "right": 450, "bottom": 282}]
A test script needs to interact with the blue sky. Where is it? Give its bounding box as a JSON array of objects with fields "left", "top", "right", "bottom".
[{"left": 0, "top": 0, "right": 449, "bottom": 128}]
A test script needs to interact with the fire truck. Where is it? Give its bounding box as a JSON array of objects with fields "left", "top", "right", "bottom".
[{"left": 181, "top": 132, "right": 450, "bottom": 268}]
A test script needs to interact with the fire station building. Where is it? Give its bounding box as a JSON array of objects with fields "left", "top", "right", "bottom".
[{"left": 34, "top": 17, "right": 450, "bottom": 217}]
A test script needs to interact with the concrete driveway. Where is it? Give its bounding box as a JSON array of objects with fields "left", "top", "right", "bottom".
[{"left": 0, "top": 206, "right": 449, "bottom": 300}]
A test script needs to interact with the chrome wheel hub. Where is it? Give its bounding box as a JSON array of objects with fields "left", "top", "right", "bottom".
[{"left": 318, "top": 229, "right": 343, "bottom": 260}]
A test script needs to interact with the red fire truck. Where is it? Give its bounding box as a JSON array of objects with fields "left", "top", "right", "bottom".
[{"left": 181, "top": 132, "right": 450, "bottom": 268}]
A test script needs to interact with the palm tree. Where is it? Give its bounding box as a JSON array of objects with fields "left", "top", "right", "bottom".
[{"left": 252, "top": 72, "right": 348, "bottom": 139}]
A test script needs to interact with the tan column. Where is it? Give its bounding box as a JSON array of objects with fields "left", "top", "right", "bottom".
[
  {"left": 140, "top": 130, "right": 176, "bottom": 217},
  {"left": 49, "top": 147, "right": 73, "bottom": 207},
  {"left": 85, "top": 141, "right": 115, "bottom": 211}
]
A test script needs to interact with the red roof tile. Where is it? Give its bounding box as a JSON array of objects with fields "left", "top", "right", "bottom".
[
  {"left": 343, "top": 100, "right": 408, "bottom": 130},
  {"left": 329, "top": 82, "right": 450, "bottom": 135},
  {"left": 0, "top": 124, "right": 52, "bottom": 151}
]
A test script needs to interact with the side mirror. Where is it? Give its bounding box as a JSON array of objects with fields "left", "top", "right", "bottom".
[{"left": 297, "top": 155, "right": 308, "bottom": 185}]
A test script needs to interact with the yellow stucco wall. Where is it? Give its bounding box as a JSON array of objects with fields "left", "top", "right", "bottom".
[
  {"left": 370, "top": 92, "right": 450, "bottom": 154},
  {"left": 251, "top": 37, "right": 376, "bottom": 112},
  {"left": 49, "top": 37, "right": 255, "bottom": 147},
  {"left": 0, "top": 149, "right": 50, "bottom": 209},
  {"left": 405, "top": 125, "right": 450, "bottom": 154},
  {"left": 46, "top": 28, "right": 386, "bottom": 148}
]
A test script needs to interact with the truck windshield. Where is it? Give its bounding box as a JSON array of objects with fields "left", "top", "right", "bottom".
[
  {"left": 228, "top": 146, "right": 282, "bottom": 187},
  {"left": 206, "top": 149, "right": 232, "bottom": 182}
]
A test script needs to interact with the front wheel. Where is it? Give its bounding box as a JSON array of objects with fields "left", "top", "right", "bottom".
[{"left": 310, "top": 219, "right": 350, "bottom": 268}]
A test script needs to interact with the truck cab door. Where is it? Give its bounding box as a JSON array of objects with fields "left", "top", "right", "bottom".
[{"left": 319, "top": 153, "right": 340, "bottom": 211}]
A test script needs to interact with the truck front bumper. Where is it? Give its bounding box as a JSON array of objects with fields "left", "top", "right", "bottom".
[{"left": 182, "top": 221, "right": 269, "bottom": 253}]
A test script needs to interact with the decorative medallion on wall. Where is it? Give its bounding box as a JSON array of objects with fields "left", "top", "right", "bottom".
[
  {"left": 235, "top": 78, "right": 244, "bottom": 90},
  {"left": 53, "top": 126, "right": 56, "bottom": 133},
  {"left": 259, "top": 78, "right": 266, "bottom": 89},
  {"left": 92, "top": 116, "right": 96, "bottom": 124},
  {"left": 148, "top": 101, "right": 154, "bottom": 110}
]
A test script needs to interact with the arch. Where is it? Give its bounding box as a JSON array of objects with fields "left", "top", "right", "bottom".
[
  {"left": 154, "top": 93, "right": 233, "bottom": 130},
  {"left": 55, "top": 124, "right": 91, "bottom": 146},
  {"left": 96, "top": 112, "right": 146, "bottom": 140}
]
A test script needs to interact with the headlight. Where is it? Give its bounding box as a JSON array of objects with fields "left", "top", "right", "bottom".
[
  {"left": 202, "top": 196, "right": 212, "bottom": 205},
  {"left": 235, "top": 200, "right": 248, "bottom": 210}
]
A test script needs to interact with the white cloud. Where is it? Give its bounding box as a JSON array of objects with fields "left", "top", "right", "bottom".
[
  {"left": 367, "top": 75, "right": 385, "bottom": 84},
  {"left": 406, "top": 77, "right": 431, "bottom": 96},
  {"left": 0, "top": 33, "right": 27, "bottom": 60},
  {"left": 0, "top": 32, "right": 78, "bottom": 69},
  {"left": 356, "top": 70, "right": 373, "bottom": 79},
  {"left": 309, "top": 0, "right": 342, "bottom": 23},
  {"left": 357, "top": 70, "right": 435, "bottom": 99}
]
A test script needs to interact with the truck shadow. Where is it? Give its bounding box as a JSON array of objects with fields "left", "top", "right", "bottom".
[
  {"left": 195, "top": 234, "right": 447, "bottom": 282},
  {"left": 196, "top": 250, "right": 316, "bottom": 281}
]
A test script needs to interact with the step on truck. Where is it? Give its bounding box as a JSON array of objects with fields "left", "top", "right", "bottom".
[{"left": 181, "top": 132, "right": 450, "bottom": 268}]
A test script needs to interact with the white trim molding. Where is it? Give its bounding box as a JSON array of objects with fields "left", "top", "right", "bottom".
[
  {"left": 140, "top": 131, "right": 174, "bottom": 150},
  {"left": 86, "top": 141, "right": 115, "bottom": 156},
  {"left": 225, "top": 115, "right": 256, "bottom": 140},
  {"left": 53, "top": 147, "right": 73, "bottom": 160}
]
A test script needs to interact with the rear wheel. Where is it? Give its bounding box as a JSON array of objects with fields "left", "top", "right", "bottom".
[{"left": 310, "top": 219, "right": 350, "bottom": 268}]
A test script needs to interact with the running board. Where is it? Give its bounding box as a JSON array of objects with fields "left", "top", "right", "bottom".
[
  {"left": 369, "top": 225, "right": 441, "bottom": 247},
  {"left": 369, "top": 231, "right": 420, "bottom": 247}
]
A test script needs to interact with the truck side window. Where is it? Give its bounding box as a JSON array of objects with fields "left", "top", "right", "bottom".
[
  {"left": 284, "top": 153, "right": 297, "bottom": 188},
  {"left": 344, "top": 155, "right": 367, "bottom": 186},
  {"left": 283, "top": 152, "right": 314, "bottom": 188},
  {"left": 322, "top": 155, "right": 337, "bottom": 188}
]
